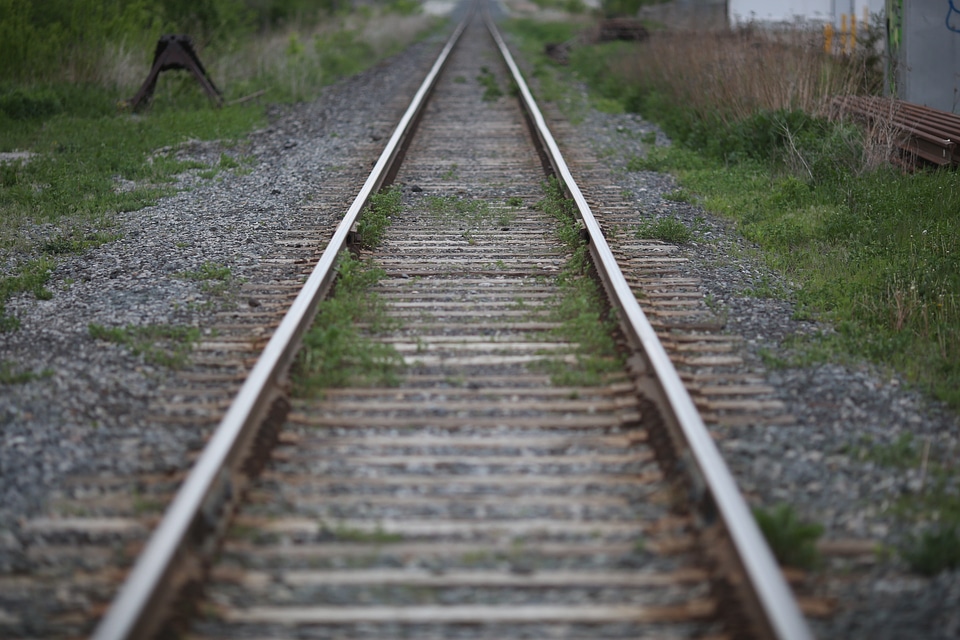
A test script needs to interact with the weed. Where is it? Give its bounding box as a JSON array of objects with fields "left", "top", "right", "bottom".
[
  {"left": 357, "top": 186, "right": 401, "bottom": 249},
  {"left": 535, "top": 178, "right": 624, "bottom": 386},
  {"left": 177, "top": 262, "right": 232, "bottom": 282},
  {"left": 506, "top": 195, "right": 524, "bottom": 207},
  {"left": 323, "top": 522, "right": 403, "bottom": 544},
  {"left": 663, "top": 189, "right": 691, "bottom": 203},
  {"left": 441, "top": 164, "right": 459, "bottom": 181},
  {"left": 0, "top": 257, "right": 56, "bottom": 331},
  {"left": 477, "top": 66, "right": 504, "bottom": 102},
  {"left": 293, "top": 253, "right": 403, "bottom": 394},
  {"left": 854, "top": 433, "right": 921, "bottom": 469},
  {"left": 176, "top": 261, "right": 235, "bottom": 296},
  {"left": 634, "top": 217, "right": 691, "bottom": 244},
  {"left": 747, "top": 274, "right": 787, "bottom": 299},
  {"left": 0, "top": 361, "right": 52, "bottom": 384},
  {"left": 902, "top": 524, "right": 960, "bottom": 576},
  {"left": 512, "top": 16, "right": 960, "bottom": 409},
  {"left": 753, "top": 504, "right": 823, "bottom": 570},
  {"left": 424, "top": 195, "right": 490, "bottom": 226},
  {"left": 88, "top": 323, "right": 200, "bottom": 368}
]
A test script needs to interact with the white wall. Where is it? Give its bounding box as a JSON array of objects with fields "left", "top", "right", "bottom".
[
  {"left": 902, "top": 1, "right": 960, "bottom": 112},
  {"left": 728, "top": 0, "right": 833, "bottom": 26}
]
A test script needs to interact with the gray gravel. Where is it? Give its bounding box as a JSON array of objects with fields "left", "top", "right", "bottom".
[
  {"left": 564, "top": 98, "right": 960, "bottom": 638},
  {"left": 0, "top": 32, "right": 441, "bottom": 567}
]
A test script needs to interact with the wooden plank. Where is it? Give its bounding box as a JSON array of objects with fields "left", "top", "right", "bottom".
[
  {"left": 221, "top": 601, "right": 716, "bottom": 624},
  {"left": 215, "top": 568, "right": 710, "bottom": 588},
  {"left": 257, "top": 472, "right": 663, "bottom": 489},
  {"left": 286, "top": 413, "right": 642, "bottom": 429},
  {"left": 241, "top": 516, "right": 688, "bottom": 537}
]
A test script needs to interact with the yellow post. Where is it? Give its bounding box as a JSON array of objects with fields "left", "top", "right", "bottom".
[
  {"left": 841, "top": 14, "right": 848, "bottom": 53},
  {"left": 850, "top": 13, "right": 857, "bottom": 52},
  {"left": 824, "top": 22, "right": 834, "bottom": 54}
]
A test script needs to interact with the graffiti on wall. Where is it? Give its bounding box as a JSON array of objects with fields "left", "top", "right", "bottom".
[{"left": 949, "top": 0, "right": 960, "bottom": 33}]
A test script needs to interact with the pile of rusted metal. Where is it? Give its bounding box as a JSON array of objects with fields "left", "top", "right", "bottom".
[{"left": 832, "top": 95, "right": 960, "bottom": 169}]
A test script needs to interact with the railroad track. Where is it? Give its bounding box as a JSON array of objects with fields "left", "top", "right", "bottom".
[{"left": 14, "top": 5, "right": 810, "bottom": 639}]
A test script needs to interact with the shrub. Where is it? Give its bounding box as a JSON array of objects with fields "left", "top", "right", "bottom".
[{"left": 754, "top": 504, "right": 823, "bottom": 570}]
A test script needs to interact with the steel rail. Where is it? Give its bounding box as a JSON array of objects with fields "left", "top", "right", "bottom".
[
  {"left": 91, "top": 11, "right": 472, "bottom": 640},
  {"left": 483, "top": 10, "right": 814, "bottom": 640}
]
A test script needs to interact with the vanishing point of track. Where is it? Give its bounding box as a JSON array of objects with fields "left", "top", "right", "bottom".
[{"left": 93, "top": 6, "right": 813, "bottom": 640}]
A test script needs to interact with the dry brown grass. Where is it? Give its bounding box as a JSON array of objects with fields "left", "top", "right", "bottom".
[{"left": 615, "top": 27, "right": 873, "bottom": 125}]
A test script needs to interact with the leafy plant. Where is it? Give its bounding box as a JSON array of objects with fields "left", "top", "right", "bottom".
[
  {"left": 357, "top": 186, "right": 401, "bottom": 249},
  {"left": 0, "top": 360, "right": 52, "bottom": 384},
  {"left": 535, "top": 178, "right": 623, "bottom": 386},
  {"left": 293, "top": 254, "right": 403, "bottom": 394},
  {"left": 477, "top": 66, "right": 503, "bottom": 102},
  {"left": 88, "top": 323, "right": 200, "bottom": 368},
  {"left": 902, "top": 524, "right": 960, "bottom": 576},
  {"left": 754, "top": 504, "right": 823, "bottom": 570},
  {"left": 634, "top": 217, "right": 691, "bottom": 244}
]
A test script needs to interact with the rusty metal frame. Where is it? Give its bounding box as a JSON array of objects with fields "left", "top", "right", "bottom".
[{"left": 129, "top": 35, "right": 223, "bottom": 111}]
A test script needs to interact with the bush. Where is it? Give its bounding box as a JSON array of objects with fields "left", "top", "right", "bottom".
[
  {"left": 902, "top": 524, "right": 960, "bottom": 576},
  {"left": 754, "top": 504, "right": 823, "bottom": 570},
  {"left": 0, "top": 87, "right": 62, "bottom": 120}
]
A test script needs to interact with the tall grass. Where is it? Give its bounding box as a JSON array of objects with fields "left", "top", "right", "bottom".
[{"left": 613, "top": 28, "right": 875, "bottom": 125}]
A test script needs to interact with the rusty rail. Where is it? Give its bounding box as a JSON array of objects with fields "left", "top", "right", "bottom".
[{"left": 833, "top": 95, "right": 960, "bottom": 168}]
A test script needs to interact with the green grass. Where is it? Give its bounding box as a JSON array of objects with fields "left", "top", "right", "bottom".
[
  {"left": 477, "top": 66, "right": 503, "bottom": 102},
  {"left": 0, "top": 89, "right": 263, "bottom": 331},
  {"left": 177, "top": 261, "right": 232, "bottom": 282},
  {"left": 424, "top": 194, "right": 491, "bottom": 225},
  {"left": 323, "top": 522, "right": 404, "bottom": 544},
  {"left": 0, "top": 360, "right": 52, "bottom": 384},
  {"left": 357, "top": 186, "right": 401, "bottom": 249},
  {"left": 293, "top": 253, "right": 403, "bottom": 395},
  {"left": 535, "top": 177, "right": 623, "bottom": 386},
  {"left": 634, "top": 217, "right": 691, "bottom": 244},
  {"left": 176, "top": 260, "right": 237, "bottom": 296},
  {"left": 754, "top": 504, "right": 823, "bottom": 570},
  {"left": 902, "top": 524, "right": 960, "bottom": 576},
  {"left": 88, "top": 323, "right": 200, "bottom": 368},
  {"left": 633, "top": 144, "right": 960, "bottom": 409}
]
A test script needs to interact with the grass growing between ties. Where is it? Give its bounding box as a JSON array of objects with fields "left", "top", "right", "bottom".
[
  {"left": 88, "top": 323, "right": 201, "bottom": 368},
  {"left": 477, "top": 66, "right": 504, "bottom": 102},
  {"left": 293, "top": 253, "right": 403, "bottom": 395},
  {"left": 356, "top": 186, "right": 402, "bottom": 249},
  {"left": 754, "top": 504, "right": 823, "bottom": 570},
  {"left": 322, "top": 521, "right": 404, "bottom": 544},
  {"left": 535, "top": 177, "right": 623, "bottom": 386}
]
